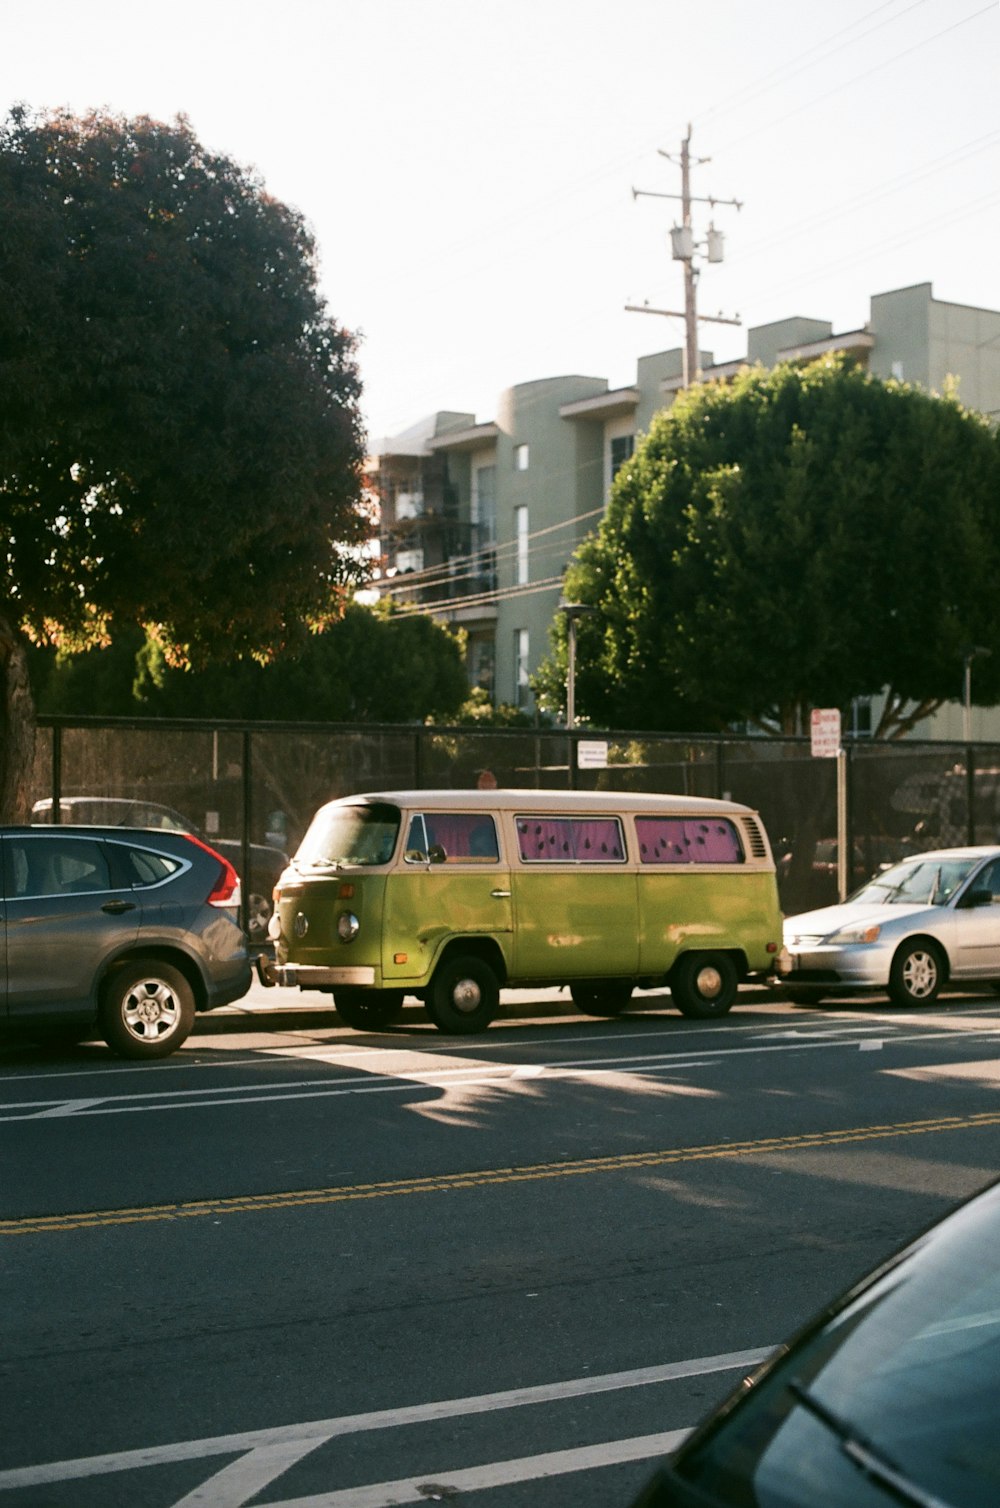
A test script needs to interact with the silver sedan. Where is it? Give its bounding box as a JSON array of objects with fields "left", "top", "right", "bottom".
[{"left": 776, "top": 845, "right": 1000, "bottom": 1006}]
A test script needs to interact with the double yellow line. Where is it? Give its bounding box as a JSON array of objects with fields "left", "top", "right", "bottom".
[{"left": 6, "top": 1110, "right": 1000, "bottom": 1235}]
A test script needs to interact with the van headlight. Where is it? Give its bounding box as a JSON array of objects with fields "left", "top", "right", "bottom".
[{"left": 337, "top": 911, "right": 360, "bottom": 942}]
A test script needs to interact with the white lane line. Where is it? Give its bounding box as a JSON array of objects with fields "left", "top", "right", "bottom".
[
  {"left": 0, "top": 1347, "right": 770, "bottom": 1491},
  {"left": 4, "top": 1001, "right": 1000, "bottom": 1088},
  {"left": 6, "top": 1022, "right": 1000, "bottom": 1122},
  {"left": 169, "top": 1439, "right": 328, "bottom": 1508},
  {"left": 263, "top": 1430, "right": 692, "bottom": 1508}
]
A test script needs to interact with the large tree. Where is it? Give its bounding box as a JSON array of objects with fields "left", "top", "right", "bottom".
[
  {"left": 537, "top": 356, "right": 1000, "bottom": 737},
  {"left": 0, "top": 106, "right": 369, "bottom": 816}
]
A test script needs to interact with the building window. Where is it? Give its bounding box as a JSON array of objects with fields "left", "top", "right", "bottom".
[
  {"left": 514, "top": 444, "right": 529, "bottom": 471},
  {"left": 515, "top": 505, "right": 529, "bottom": 585},
  {"left": 473, "top": 466, "right": 496, "bottom": 543},
  {"left": 514, "top": 628, "right": 530, "bottom": 707},
  {"left": 610, "top": 433, "right": 635, "bottom": 480},
  {"left": 469, "top": 636, "right": 495, "bottom": 696}
]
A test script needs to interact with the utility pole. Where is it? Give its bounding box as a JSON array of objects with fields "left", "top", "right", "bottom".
[{"left": 626, "top": 124, "right": 742, "bottom": 387}]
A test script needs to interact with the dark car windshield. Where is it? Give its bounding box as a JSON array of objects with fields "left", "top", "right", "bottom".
[
  {"left": 675, "top": 1186, "right": 1000, "bottom": 1507},
  {"left": 850, "top": 856, "right": 978, "bottom": 908},
  {"left": 295, "top": 802, "right": 401, "bottom": 869}
]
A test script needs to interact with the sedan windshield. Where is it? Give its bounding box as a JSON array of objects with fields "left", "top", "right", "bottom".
[
  {"left": 850, "top": 857, "right": 978, "bottom": 907},
  {"left": 295, "top": 802, "right": 401, "bottom": 869}
]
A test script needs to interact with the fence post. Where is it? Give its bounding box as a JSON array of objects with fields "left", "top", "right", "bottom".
[
  {"left": 715, "top": 740, "right": 724, "bottom": 800},
  {"left": 568, "top": 733, "right": 577, "bottom": 790},
  {"left": 51, "top": 723, "right": 62, "bottom": 821},
  {"left": 967, "top": 745, "right": 976, "bottom": 846},
  {"left": 241, "top": 730, "right": 252, "bottom": 939}
]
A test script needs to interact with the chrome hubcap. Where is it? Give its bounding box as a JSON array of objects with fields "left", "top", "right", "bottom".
[
  {"left": 696, "top": 965, "right": 723, "bottom": 998},
  {"left": 903, "top": 952, "right": 937, "bottom": 998},
  {"left": 123, "top": 980, "right": 178, "bottom": 1041},
  {"left": 453, "top": 978, "right": 482, "bottom": 1013}
]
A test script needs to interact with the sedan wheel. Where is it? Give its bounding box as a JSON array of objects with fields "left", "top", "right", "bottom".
[{"left": 888, "top": 941, "right": 945, "bottom": 1006}]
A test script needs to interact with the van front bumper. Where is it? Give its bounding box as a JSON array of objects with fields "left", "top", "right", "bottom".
[{"left": 255, "top": 958, "right": 376, "bottom": 991}]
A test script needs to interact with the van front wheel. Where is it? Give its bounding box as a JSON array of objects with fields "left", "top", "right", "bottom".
[
  {"left": 671, "top": 953, "right": 738, "bottom": 1019},
  {"left": 428, "top": 956, "right": 499, "bottom": 1035}
]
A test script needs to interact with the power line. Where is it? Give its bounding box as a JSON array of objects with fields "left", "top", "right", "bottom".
[{"left": 711, "top": 3, "right": 995, "bottom": 157}]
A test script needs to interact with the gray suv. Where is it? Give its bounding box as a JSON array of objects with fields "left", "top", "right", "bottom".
[{"left": 1, "top": 825, "right": 252, "bottom": 1059}]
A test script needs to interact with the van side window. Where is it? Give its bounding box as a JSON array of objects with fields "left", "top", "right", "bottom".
[
  {"left": 516, "top": 816, "right": 625, "bottom": 863},
  {"left": 405, "top": 813, "right": 499, "bottom": 864},
  {"left": 636, "top": 816, "right": 744, "bottom": 864}
]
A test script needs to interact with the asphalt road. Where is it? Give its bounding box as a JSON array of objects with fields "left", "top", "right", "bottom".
[{"left": 3, "top": 983, "right": 1000, "bottom": 1506}]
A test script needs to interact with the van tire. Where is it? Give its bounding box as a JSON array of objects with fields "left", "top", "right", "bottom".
[
  {"left": 671, "top": 952, "right": 738, "bottom": 1019},
  {"left": 334, "top": 989, "right": 405, "bottom": 1031},
  {"left": 570, "top": 982, "right": 633, "bottom": 1016},
  {"left": 427, "top": 955, "right": 499, "bottom": 1035}
]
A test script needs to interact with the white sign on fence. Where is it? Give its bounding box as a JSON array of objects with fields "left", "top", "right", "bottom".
[
  {"left": 577, "top": 740, "right": 609, "bottom": 769},
  {"left": 810, "top": 708, "right": 842, "bottom": 758}
]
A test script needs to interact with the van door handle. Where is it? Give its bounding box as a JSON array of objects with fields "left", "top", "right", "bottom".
[
  {"left": 490, "top": 889, "right": 512, "bottom": 898},
  {"left": 102, "top": 900, "right": 137, "bottom": 914}
]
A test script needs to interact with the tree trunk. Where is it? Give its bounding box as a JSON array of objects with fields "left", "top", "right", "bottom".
[{"left": 0, "top": 614, "right": 37, "bottom": 822}]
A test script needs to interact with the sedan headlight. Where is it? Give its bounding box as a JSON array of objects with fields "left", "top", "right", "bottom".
[
  {"left": 828, "top": 923, "right": 882, "bottom": 944},
  {"left": 337, "top": 910, "right": 360, "bottom": 942}
]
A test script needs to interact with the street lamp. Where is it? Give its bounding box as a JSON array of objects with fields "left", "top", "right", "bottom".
[
  {"left": 963, "top": 645, "right": 990, "bottom": 743},
  {"left": 559, "top": 601, "right": 596, "bottom": 729}
]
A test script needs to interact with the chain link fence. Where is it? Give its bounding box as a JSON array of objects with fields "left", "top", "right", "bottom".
[{"left": 30, "top": 716, "right": 1000, "bottom": 923}]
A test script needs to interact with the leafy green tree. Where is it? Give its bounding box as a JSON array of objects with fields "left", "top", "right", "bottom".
[
  {"left": 0, "top": 106, "right": 368, "bottom": 816},
  {"left": 38, "top": 604, "right": 469, "bottom": 723},
  {"left": 536, "top": 357, "right": 1000, "bottom": 737}
]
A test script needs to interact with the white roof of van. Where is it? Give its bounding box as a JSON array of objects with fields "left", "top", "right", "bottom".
[{"left": 326, "top": 789, "right": 757, "bottom": 817}]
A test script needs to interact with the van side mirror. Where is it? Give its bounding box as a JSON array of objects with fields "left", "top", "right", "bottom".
[{"left": 428, "top": 844, "right": 447, "bottom": 865}]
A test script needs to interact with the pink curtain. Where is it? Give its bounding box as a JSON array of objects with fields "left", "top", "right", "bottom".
[
  {"left": 635, "top": 817, "right": 743, "bottom": 865},
  {"left": 515, "top": 817, "right": 624, "bottom": 863}
]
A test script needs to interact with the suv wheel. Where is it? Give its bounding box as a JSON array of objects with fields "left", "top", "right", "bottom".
[{"left": 99, "top": 961, "right": 196, "bottom": 1060}]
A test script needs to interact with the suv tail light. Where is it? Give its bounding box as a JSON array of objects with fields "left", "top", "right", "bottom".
[{"left": 184, "top": 833, "right": 242, "bottom": 908}]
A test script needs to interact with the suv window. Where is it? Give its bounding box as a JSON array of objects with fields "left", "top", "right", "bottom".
[
  {"left": 110, "top": 844, "right": 184, "bottom": 888},
  {"left": 5, "top": 835, "right": 112, "bottom": 898}
]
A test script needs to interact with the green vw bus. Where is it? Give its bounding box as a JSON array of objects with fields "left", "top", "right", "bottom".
[{"left": 259, "top": 789, "right": 782, "bottom": 1033}]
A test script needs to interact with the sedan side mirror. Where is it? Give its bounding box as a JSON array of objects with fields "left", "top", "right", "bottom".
[{"left": 961, "top": 888, "right": 993, "bottom": 908}]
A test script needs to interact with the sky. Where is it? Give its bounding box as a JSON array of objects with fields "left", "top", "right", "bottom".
[{"left": 5, "top": 0, "right": 999, "bottom": 444}]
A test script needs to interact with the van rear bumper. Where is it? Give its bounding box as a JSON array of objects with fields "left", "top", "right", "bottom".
[{"left": 255, "top": 958, "right": 376, "bottom": 991}]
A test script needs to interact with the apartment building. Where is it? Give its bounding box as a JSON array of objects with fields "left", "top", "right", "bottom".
[{"left": 369, "top": 282, "right": 1000, "bottom": 725}]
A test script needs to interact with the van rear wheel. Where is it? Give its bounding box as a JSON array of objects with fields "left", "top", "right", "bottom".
[
  {"left": 427, "top": 955, "right": 499, "bottom": 1035},
  {"left": 334, "top": 989, "right": 405, "bottom": 1031},
  {"left": 671, "top": 952, "right": 738, "bottom": 1019},
  {"left": 570, "top": 982, "right": 633, "bottom": 1016}
]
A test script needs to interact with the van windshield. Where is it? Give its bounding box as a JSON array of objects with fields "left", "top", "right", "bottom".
[{"left": 295, "top": 802, "right": 401, "bottom": 869}]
